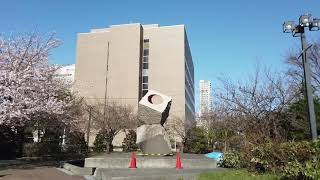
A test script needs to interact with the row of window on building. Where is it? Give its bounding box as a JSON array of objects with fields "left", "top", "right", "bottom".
[{"left": 142, "top": 39, "right": 149, "bottom": 97}]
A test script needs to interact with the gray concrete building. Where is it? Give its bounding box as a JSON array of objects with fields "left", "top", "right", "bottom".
[{"left": 74, "top": 23, "right": 195, "bottom": 145}]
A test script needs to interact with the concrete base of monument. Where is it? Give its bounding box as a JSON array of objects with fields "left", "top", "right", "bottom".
[{"left": 84, "top": 152, "right": 217, "bottom": 169}]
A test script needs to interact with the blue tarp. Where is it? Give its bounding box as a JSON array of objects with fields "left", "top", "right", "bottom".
[{"left": 205, "top": 152, "right": 223, "bottom": 161}]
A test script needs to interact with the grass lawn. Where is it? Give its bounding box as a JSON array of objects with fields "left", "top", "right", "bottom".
[{"left": 198, "top": 170, "right": 280, "bottom": 180}]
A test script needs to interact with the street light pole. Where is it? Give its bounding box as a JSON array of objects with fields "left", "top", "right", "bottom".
[
  {"left": 300, "top": 31, "right": 318, "bottom": 140},
  {"left": 283, "top": 14, "right": 319, "bottom": 140}
]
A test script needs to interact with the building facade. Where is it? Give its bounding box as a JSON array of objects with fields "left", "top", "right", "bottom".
[
  {"left": 199, "top": 80, "right": 212, "bottom": 116},
  {"left": 74, "top": 23, "right": 195, "bottom": 144}
]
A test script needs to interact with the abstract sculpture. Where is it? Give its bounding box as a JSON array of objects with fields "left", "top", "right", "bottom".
[{"left": 136, "top": 90, "right": 172, "bottom": 154}]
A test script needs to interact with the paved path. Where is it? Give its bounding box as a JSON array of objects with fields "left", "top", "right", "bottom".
[{"left": 0, "top": 167, "right": 84, "bottom": 180}]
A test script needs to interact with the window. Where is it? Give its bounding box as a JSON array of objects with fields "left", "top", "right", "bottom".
[
  {"left": 143, "top": 39, "right": 149, "bottom": 48},
  {"left": 143, "top": 84, "right": 148, "bottom": 89},
  {"left": 142, "top": 69, "right": 148, "bottom": 76},
  {"left": 143, "top": 43, "right": 149, "bottom": 49},
  {"left": 143, "top": 49, "right": 149, "bottom": 56},
  {"left": 143, "top": 56, "right": 148, "bottom": 63},
  {"left": 143, "top": 63, "right": 148, "bottom": 69},
  {"left": 143, "top": 76, "right": 148, "bottom": 83}
]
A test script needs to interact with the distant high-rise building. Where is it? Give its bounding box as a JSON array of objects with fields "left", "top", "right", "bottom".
[{"left": 199, "top": 80, "right": 212, "bottom": 116}]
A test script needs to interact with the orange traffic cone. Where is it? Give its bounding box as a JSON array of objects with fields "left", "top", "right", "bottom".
[
  {"left": 176, "top": 150, "right": 182, "bottom": 170},
  {"left": 129, "top": 152, "right": 137, "bottom": 169}
]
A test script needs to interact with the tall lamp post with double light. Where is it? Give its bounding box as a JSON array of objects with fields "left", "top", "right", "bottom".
[{"left": 283, "top": 14, "right": 319, "bottom": 140}]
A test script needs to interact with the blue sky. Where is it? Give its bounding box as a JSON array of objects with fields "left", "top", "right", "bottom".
[{"left": 1, "top": 0, "right": 320, "bottom": 111}]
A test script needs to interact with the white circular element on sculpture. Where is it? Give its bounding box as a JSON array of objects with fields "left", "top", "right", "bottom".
[{"left": 148, "top": 94, "right": 163, "bottom": 105}]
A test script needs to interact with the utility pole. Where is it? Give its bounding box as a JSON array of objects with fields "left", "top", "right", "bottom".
[{"left": 104, "top": 42, "right": 110, "bottom": 120}]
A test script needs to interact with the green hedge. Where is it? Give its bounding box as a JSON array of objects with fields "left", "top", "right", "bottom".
[
  {"left": 23, "top": 131, "right": 88, "bottom": 159},
  {"left": 23, "top": 141, "right": 61, "bottom": 158}
]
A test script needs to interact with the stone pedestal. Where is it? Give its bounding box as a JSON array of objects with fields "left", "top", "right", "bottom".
[{"left": 136, "top": 124, "right": 171, "bottom": 154}]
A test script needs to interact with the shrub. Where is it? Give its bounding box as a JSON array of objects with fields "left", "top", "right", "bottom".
[
  {"left": 23, "top": 141, "right": 61, "bottom": 158},
  {"left": 183, "top": 127, "right": 209, "bottom": 154},
  {"left": 122, "top": 130, "right": 138, "bottom": 152},
  {"left": 0, "top": 125, "right": 17, "bottom": 159},
  {"left": 93, "top": 131, "right": 107, "bottom": 153},
  {"left": 22, "top": 131, "right": 89, "bottom": 159},
  {"left": 23, "top": 143, "right": 39, "bottom": 157},
  {"left": 220, "top": 151, "right": 244, "bottom": 169},
  {"left": 37, "top": 129, "right": 62, "bottom": 156},
  {"left": 38, "top": 139, "right": 61, "bottom": 157},
  {"left": 93, "top": 130, "right": 113, "bottom": 153},
  {"left": 245, "top": 142, "right": 274, "bottom": 173},
  {"left": 23, "top": 128, "right": 62, "bottom": 158},
  {"left": 238, "top": 140, "right": 320, "bottom": 179},
  {"left": 280, "top": 141, "right": 320, "bottom": 180},
  {"left": 64, "top": 131, "right": 88, "bottom": 157}
]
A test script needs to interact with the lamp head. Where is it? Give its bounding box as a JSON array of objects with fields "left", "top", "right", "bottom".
[
  {"left": 283, "top": 21, "right": 295, "bottom": 33},
  {"left": 310, "top": 18, "right": 320, "bottom": 31},
  {"left": 300, "top": 14, "right": 312, "bottom": 27}
]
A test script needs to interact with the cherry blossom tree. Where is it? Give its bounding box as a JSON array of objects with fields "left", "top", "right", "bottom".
[{"left": 0, "top": 33, "right": 68, "bottom": 127}]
